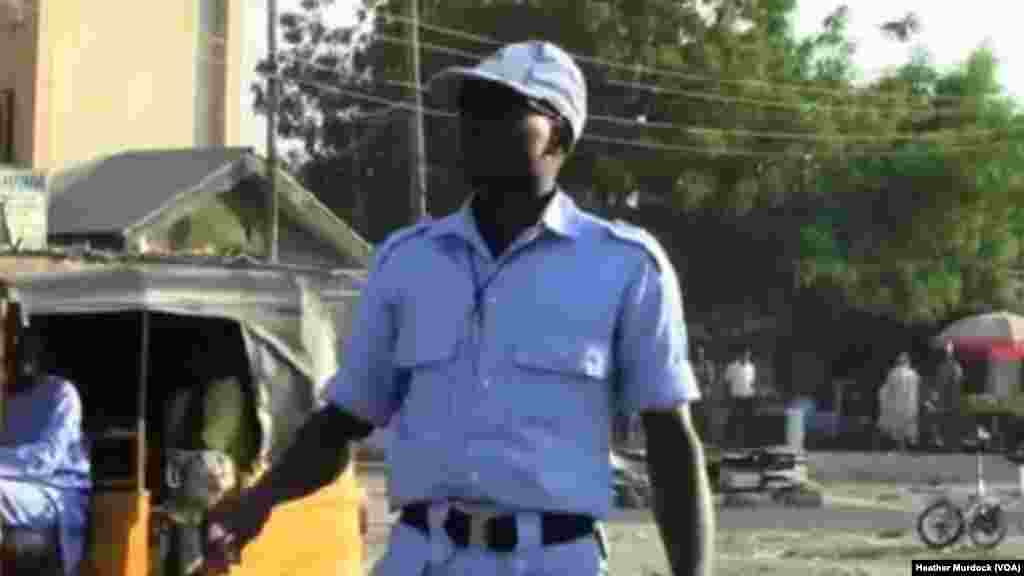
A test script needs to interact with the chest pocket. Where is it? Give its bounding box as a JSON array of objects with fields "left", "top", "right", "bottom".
[
  {"left": 393, "top": 297, "right": 461, "bottom": 373},
  {"left": 513, "top": 338, "right": 612, "bottom": 382}
]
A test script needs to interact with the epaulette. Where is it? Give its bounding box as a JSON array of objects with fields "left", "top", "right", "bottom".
[
  {"left": 604, "top": 219, "right": 673, "bottom": 274},
  {"left": 374, "top": 220, "right": 433, "bottom": 266}
]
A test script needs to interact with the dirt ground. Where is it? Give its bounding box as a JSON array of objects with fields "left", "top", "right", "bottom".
[
  {"left": 360, "top": 466, "right": 1024, "bottom": 575},
  {"left": 368, "top": 516, "right": 1024, "bottom": 575}
]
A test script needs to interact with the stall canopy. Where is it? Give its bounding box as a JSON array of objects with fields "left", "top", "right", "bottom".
[{"left": 934, "top": 310, "right": 1024, "bottom": 360}]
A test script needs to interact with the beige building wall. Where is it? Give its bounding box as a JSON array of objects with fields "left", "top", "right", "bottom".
[
  {"left": 1, "top": 0, "right": 244, "bottom": 172},
  {"left": 39, "top": 0, "right": 200, "bottom": 170},
  {"left": 222, "top": 0, "right": 244, "bottom": 147}
]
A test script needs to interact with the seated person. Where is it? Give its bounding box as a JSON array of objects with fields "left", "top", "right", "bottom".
[
  {"left": 160, "top": 331, "right": 260, "bottom": 576},
  {"left": 0, "top": 324, "right": 91, "bottom": 575}
]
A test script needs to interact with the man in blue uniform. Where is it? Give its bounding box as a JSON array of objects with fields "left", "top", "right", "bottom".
[{"left": 204, "top": 41, "right": 713, "bottom": 576}]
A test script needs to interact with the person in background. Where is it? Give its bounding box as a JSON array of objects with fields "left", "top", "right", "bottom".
[
  {"left": 692, "top": 345, "right": 718, "bottom": 445},
  {"left": 878, "top": 352, "right": 921, "bottom": 452},
  {"left": 161, "top": 329, "right": 261, "bottom": 576},
  {"left": 724, "top": 349, "right": 756, "bottom": 448},
  {"left": 0, "top": 322, "right": 91, "bottom": 575},
  {"left": 929, "top": 341, "right": 964, "bottom": 451}
]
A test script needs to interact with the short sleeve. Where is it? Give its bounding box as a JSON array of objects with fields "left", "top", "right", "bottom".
[
  {"left": 615, "top": 253, "right": 699, "bottom": 415},
  {"left": 325, "top": 248, "right": 402, "bottom": 428}
]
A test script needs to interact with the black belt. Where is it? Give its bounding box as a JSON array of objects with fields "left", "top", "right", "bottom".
[{"left": 400, "top": 503, "right": 595, "bottom": 552}]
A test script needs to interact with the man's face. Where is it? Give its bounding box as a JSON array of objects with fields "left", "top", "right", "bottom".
[{"left": 457, "top": 79, "right": 563, "bottom": 193}]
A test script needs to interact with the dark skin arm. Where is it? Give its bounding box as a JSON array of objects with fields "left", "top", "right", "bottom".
[
  {"left": 643, "top": 403, "right": 715, "bottom": 576},
  {"left": 204, "top": 405, "right": 372, "bottom": 570}
]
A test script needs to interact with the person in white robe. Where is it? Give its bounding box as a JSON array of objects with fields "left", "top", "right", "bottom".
[{"left": 877, "top": 352, "right": 921, "bottom": 450}]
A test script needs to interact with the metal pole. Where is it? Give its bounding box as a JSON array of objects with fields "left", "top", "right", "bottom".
[
  {"left": 407, "top": 0, "right": 428, "bottom": 223},
  {"left": 136, "top": 311, "right": 150, "bottom": 493},
  {"left": 266, "top": 0, "right": 280, "bottom": 262}
]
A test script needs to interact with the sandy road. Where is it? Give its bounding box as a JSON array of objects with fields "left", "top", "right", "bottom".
[{"left": 359, "top": 466, "right": 933, "bottom": 574}]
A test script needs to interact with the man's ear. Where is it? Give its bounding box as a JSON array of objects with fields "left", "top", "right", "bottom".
[{"left": 543, "top": 118, "right": 572, "bottom": 158}]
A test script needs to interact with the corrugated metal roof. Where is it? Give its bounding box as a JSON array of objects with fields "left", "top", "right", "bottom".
[
  {"left": 48, "top": 147, "right": 252, "bottom": 236},
  {"left": 46, "top": 147, "right": 373, "bottom": 269}
]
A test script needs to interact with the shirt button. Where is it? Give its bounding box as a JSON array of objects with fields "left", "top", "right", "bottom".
[
  {"left": 482, "top": 379, "right": 490, "bottom": 389},
  {"left": 470, "top": 471, "right": 480, "bottom": 483}
]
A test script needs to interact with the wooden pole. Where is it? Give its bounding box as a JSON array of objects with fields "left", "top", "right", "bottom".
[{"left": 407, "top": 0, "right": 427, "bottom": 223}]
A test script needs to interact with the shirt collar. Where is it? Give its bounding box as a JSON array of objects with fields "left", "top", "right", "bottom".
[{"left": 427, "top": 188, "right": 584, "bottom": 243}]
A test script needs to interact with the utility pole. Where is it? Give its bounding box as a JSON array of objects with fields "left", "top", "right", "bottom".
[
  {"left": 266, "top": 0, "right": 280, "bottom": 262},
  {"left": 407, "top": 0, "right": 428, "bottom": 223},
  {"left": 351, "top": 125, "right": 365, "bottom": 235}
]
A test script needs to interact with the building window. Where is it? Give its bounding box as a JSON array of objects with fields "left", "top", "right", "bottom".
[{"left": 0, "top": 89, "right": 13, "bottom": 164}]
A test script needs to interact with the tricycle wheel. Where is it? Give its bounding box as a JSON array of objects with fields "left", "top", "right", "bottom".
[
  {"left": 917, "top": 498, "right": 965, "bottom": 549},
  {"left": 967, "top": 502, "right": 1007, "bottom": 549}
]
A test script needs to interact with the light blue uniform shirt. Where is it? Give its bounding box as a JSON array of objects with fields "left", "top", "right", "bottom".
[
  {"left": 0, "top": 375, "right": 91, "bottom": 574},
  {"left": 328, "top": 191, "right": 697, "bottom": 520}
]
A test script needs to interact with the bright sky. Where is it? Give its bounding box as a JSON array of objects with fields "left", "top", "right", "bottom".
[
  {"left": 283, "top": 0, "right": 1023, "bottom": 102},
  {"left": 792, "top": 1, "right": 1021, "bottom": 103}
]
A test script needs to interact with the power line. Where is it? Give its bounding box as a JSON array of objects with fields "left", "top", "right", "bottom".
[
  {"left": 211, "top": 31, "right": 980, "bottom": 120},
  {"left": 579, "top": 132, "right": 1003, "bottom": 158},
  {"left": 202, "top": 53, "right": 1012, "bottom": 159},
  {"left": 244, "top": 43, "right": 1006, "bottom": 145},
  {"left": 589, "top": 114, "right": 1000, "bottom": 144},
  {"left": 372, "top": 33, "right": 980, "bottom": 119},
  {"left": 257, "top": 68, "right": 1008, "bottom": 159},
  {"left": 201, "top": 48, "right": 1014, "bottom": 154},
  {"left": 603, "top": 78, "right": 973, "bottom": 119},
  {"left": 376, "top": 9, "right": 975, "bottom": 105},
  {"left": 267, "top": 71, "right": 456, "bottom": 117}
]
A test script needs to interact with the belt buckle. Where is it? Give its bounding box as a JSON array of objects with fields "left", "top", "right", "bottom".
[{"left": 463, "top": 508, "right": 499, "bottom": 548}]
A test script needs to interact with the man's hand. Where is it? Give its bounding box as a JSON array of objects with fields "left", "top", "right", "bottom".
[
  {"left": 201, "top": 489, "right": 273, "bottom": 575},
  {"left": 197, "top": 406, "right": 366, "bottom": 573}
]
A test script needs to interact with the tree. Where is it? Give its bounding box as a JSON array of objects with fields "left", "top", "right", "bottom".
[
  {"left": 257, "top": 1, "right": 866, "bottom": 232},
  {"left": 251, "top": 0, "right": 1023, "bottom": 326},
  {"left": 796, "top": 46, "right": 1024, "bottom": 323}
]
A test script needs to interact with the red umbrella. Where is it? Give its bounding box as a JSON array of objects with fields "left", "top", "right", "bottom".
[{"left": 934, "top": 311, "right": 1024, "bottom": 360}]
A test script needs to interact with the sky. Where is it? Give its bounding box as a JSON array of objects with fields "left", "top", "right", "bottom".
[
  {"left": 243, "top": 1, "right": 1022, "bottom": 154},
  {"left": 791, "top": 1, "right": 1021, "bottom": 102}
]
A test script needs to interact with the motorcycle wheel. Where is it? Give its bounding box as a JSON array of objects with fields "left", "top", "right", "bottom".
[
  {"left": 967, "top": 502, "right": 1008, "bottom": 549},
  {"left": 917, "top": 498, "right": 965, "bottom": 550}
]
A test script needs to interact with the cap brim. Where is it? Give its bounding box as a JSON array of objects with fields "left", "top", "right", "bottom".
[{"left": 428, "top": 66, "right": 540, "bottom": 108}]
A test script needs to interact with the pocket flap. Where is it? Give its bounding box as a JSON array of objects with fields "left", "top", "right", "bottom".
[
  {"left": 514, "top": 339, "right": 611, "bottom": 380},
  {"left": 395, "top": 333, "right": 457, "bottom": 369}
]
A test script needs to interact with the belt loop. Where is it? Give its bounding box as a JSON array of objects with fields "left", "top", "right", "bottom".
[
  {"left": 427, "top": 502, "right": 454, "bottom": 567},
  {"left": 516, "top": 511, "right": 542, "bottom": 552}
]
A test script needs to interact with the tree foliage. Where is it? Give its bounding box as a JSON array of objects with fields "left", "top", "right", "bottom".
[
  {"left": 797, "top": 47, "right": 1024, "bottom": 323},
  {"left": 252, "top": 0, "right": 1024, "bottom": 325}
]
